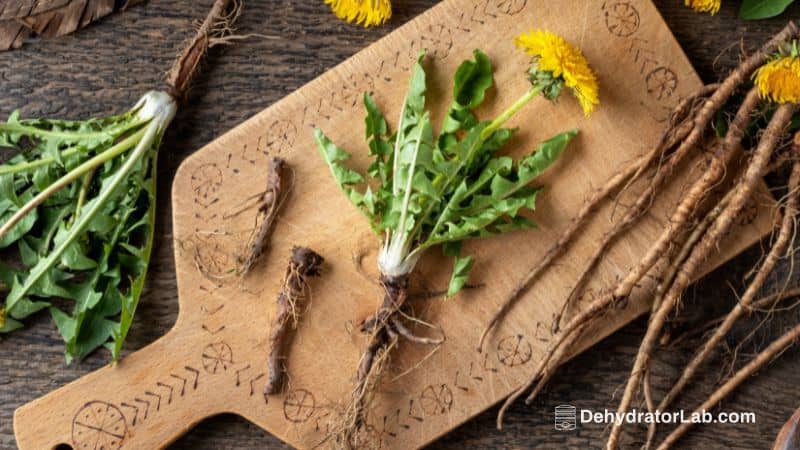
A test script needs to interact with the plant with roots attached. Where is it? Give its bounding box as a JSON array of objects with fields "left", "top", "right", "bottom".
[
  {"left": 316, "top": 29, "right": 598, "bottom": 447},
  {"left": 0, "top": 0, "right": 239, "bottom": 363}
]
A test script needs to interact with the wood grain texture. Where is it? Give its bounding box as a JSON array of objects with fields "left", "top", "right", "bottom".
[{"left": 0, "top": 1, "right": 798, "bottom": 449}]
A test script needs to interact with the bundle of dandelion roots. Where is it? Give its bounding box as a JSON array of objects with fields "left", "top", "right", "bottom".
[{"left": 482, "top": 20, "right": 800, "bottom": 449}]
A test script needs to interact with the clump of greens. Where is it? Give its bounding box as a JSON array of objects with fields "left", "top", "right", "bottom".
[
  {"left": 0, "top": 92, "right": 176, "bottom": 363},
  {"left": 318, "top": 50, "right": 576, "bottom": 296},
  {"left": 315, "top": 49, "right": 577, "bottom": 446}
]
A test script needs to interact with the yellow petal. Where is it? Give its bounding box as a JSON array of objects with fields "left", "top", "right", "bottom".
[
  {"left": 324, "top": 0, "right": 391, "bottom": 27},
  {"left": 684, "top": 0, "right": 721, "bottom": 15},
  {"left": 754, "top": 56, "right": 800, "bottom": 104},
  {"left": 515, "top": 29, "right": 600, "bottom": 116}
]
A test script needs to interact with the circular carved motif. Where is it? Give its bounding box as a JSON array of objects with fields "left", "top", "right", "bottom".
[
  {"left": 202, "top": 342, "right": 234, "bottom": 374},
  {"left": 72, "top": 401, "right": 127, "bottom": 450},
  {"left": 496, "top": 334, "right": 533, "bottom": 367},
  {"left": 263, "top": 120, "right": 297, "bottom": 155},
  {"left": 419, "top": 384, "right": 453, "bottom": 415},
  {"left": 646, "top": 67, "right": 679, "bottom": 101},
  {"left": 605, "top": 2, "right": 640, "bottom": 37},
  {"left": 190, "top": 163, "right": 223, "bottom": 201},
  {"left": 284, "top": 388, "right": 316, "bottom": 423}
]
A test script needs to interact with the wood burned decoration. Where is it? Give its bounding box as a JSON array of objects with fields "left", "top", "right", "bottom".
[
  {"left": 16, "top": 1, "right": 772, "bottom": 449},
  {"left": 283, "top": 389, "right": 316, "bottom": 423},
  {"left": 645, "top": 66, "right": 679, "bottom": 101},
  {"left": 201, "top": 342, "right": 234, "bottom": 374},
  {"left": 263, "top": 120, "right": 297, "bottom": 155},
  {"left": 604, "top": 2, "right": 640, "bottom": 37},
  {"left": 72, "top": 401, "right": 127, "bottom": 450},
  {"left": 496, "top": 334, "right": 533, "bottom": 367},
  {"left": 190, "top": 163, "right": 223, "bottom": 207},
  {"left": 419, "top": 384, "right": 454, "bottom": 416}
]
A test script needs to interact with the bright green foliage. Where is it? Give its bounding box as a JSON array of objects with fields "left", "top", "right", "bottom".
[
  {"left": 0, "top": 92, "right": 175, "bottom": 363},
  {"left": 317, "top": 50, "right": 577, "bottom": 296},
  {"left": 739, "top": 0, "right": 796, "bottom": 19}
]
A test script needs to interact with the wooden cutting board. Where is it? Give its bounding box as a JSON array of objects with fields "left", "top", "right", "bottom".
[{"left": 13, "top": 1, "right": 775, "bottom": 449}]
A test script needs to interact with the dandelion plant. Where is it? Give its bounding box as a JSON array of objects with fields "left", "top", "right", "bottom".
[
  {"left": 316, "top": 41, "right": 593, "bottom": 445},
  {"left": 0, "top": 0, "right": 238, "bottom": 363}
]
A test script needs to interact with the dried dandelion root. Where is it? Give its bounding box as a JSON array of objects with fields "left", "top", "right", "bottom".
[
  {"left": 264, "top": 246, "right": 324, "bottom": 395},
  {"left": 479, "top": 84, "right": 716, "bottom": 350},
  {"left": 655, "top": 322, "right": 800, "bottom": 450},
  {"left": 483, "top": 18, "right": 791, "bottom": 344},
  {"left": 498, "top": 22, "right": 800, "bottom": 432},
  {"left": 239, "top": 157, "right": 287, "bottom": 276},
  {"left": 606, "top": 104, "right": 798, "bottom": 449},
  {"left": 660, "top": 156, "right": 800, "bottom": 410}
]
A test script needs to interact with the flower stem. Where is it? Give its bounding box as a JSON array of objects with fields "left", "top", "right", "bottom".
[
  {"left": 5, "top": 120, "right": 160, "bottom": 315},
  {"left": 0, "top": 127, "right": 146, "bottom": 242},
  {"left": 481, "top": 85, "right": 544, "bottom": 139}
]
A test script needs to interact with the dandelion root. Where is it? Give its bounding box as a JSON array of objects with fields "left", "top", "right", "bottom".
[{"left": 264, "top": 246, "right": 324, "bottom": 395}]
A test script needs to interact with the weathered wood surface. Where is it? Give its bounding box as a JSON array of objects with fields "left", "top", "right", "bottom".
[{"left": 0, "top": 1, "right": 798, "bottom": 449}]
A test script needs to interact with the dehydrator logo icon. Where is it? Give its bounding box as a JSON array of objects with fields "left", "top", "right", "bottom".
[{"left": 554, "top": 404, "right": 577, "bottom": 431}]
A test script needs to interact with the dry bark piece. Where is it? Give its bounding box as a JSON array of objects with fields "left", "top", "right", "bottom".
[
  {"left": 0, "top": 0, "right": 145, "bottom": 51},
  {"left": 264, "top": 246, "right": 324, "bottom": 395},
  {"left": 773, "top": 407, "right": 800, "bottom": 450}
]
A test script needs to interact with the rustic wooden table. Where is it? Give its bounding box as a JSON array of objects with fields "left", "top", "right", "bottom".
[{"left": 0, "top": 1, "right": 798, "bottom": 449}]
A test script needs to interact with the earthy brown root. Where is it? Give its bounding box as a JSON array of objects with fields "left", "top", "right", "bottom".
[
  {"left": 238, "top": 157, "right": 288, "bottom": 276},
  {"left": 264, "top": 246, "right": 324, "bottom": 395},
  {"left": 479, "top": 83, "right": 718, "bottom": 350},
  {"left": 333, "top": 275, "right": 408, "bottom": 449},
  {"left": 165, "top": 0, "right": 240, "bottom": 101},
  {"left": 498, "top": 86, "right": 765, "bottom": 430},
  {"left": 552, "top": 52, "right": 775, "bottom": 332},
  {"left": 654, "top": 322, "right": 800, "bottom": 450},
  {"left": 606, "top": 104, "right": 797, "bottom": 450},
  {"left": 655, "top": 156, "right": 799, "bottom": 420}
]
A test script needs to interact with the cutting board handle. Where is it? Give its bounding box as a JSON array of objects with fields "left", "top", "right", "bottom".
[{"left": 14, "top": 328, "right": 217, "bottom": 450}]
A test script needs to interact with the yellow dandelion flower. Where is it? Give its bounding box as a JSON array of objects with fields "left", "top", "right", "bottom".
[
  {"left": 754, "top": 55, "right": 800, "bottom": 104},
  {"left": 325, "top": 0, "right": 391, "bottom": 28},
  {"left": 685, "top": 0, "right": 721, "bottom": 15},
  {"left": 515, "top": 29, "right": 599, "bottom": 116},
  {"left": 0, "top": 308, "right": 4, "bottom": 329}
]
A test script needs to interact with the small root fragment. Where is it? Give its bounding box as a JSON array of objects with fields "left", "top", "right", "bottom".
[
  {"left": 165, "top": 0, "right": 240, "bottom": 101},
  {"left": 264, "top": 246, "right": 324, "bottom": 395},
  {"left": 238, "top": 157, "right": 289, "bottom": 277},
  {"left": 655, "top": 322, "right": 800, "bottom": 450}
]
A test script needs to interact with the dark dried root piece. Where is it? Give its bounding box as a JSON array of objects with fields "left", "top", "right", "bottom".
[
  {"left": 655, "top": 322, "right": 800, "bottom": 450},
  {"left": 264, "top": 246, "right": 324, "bottom": 395},
  {"left": 607, "top": 103, "right": 798, "bottom": 450},
  {"left": 165, "top": 0, "right": 241, "bottom": 101},
  {"left": 334, "top": 274, "right": 446, "bottom": 448},
  {"left": 333, "top": 274, "right": 408, "bottom": 449},
  {"left": 238, "top": 157, "right": 288, "bottom": 276}
]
